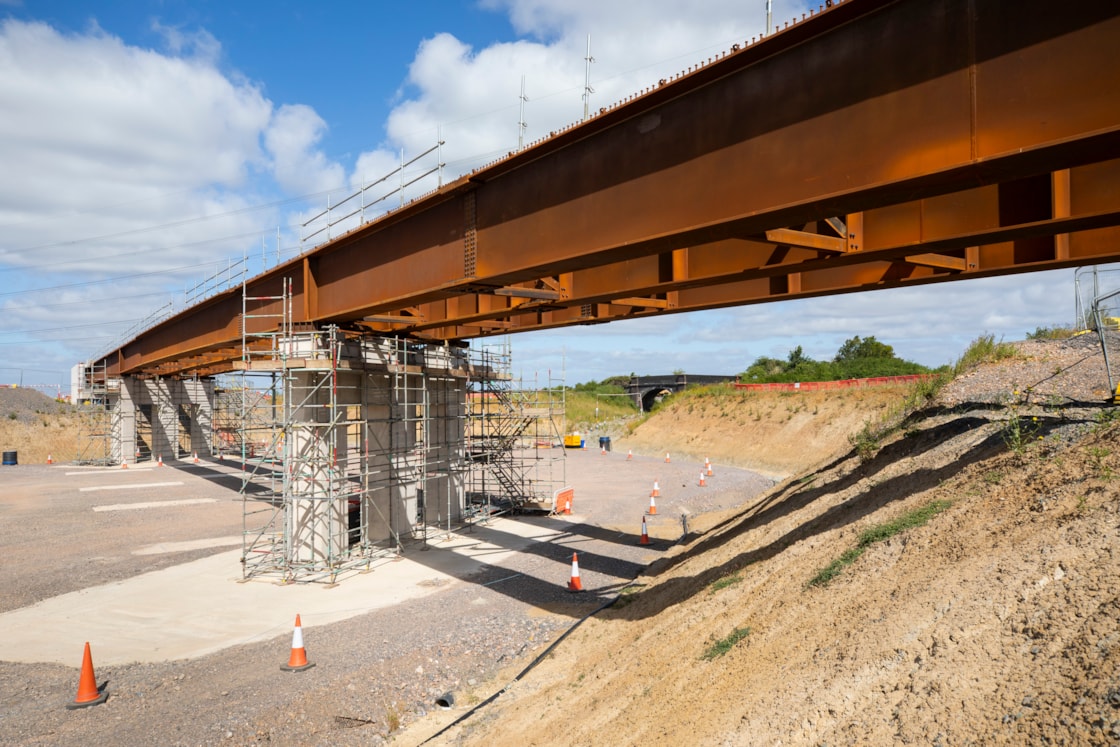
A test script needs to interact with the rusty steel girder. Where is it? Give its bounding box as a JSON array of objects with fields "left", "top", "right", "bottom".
[{"left": 100, "top": 0, "right": 1120, "bottom": 377}]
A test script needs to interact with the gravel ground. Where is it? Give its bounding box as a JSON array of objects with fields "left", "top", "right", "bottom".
[
  {"left": 0, "top": 448, "right": 771, "bottom": 746},
  {"left": 939, "top": 332, "right": 1113, "bottom": 407}
]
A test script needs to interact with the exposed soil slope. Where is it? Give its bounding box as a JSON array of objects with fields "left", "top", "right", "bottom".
[
  {"left": 0, "top": 387, "right": 80, "bottom": 464},
  {"left": 412, "top": 337, "right": 1120, "bottom": 746},
  {"left": 618, "top": 385, "right": 904, "bottom": 479}
]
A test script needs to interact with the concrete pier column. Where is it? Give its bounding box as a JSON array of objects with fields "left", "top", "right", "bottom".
[
  {"left": 287, "top": 370, "right": 347, "bottom": 566},
  {"left": 112, "top": 377, "right": 138, "bottom": 465},
  {"left": 145, "top": 378, "right": 179, "bottom": 461},
  {"left": 180, "top": 378, "right": 215, "bottom": 457},
  {"left": 426, "top": 378, "right": 466, "bottom": 529}
]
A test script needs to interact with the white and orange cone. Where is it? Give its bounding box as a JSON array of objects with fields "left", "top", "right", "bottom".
[
  {"left": 157, "top": 454, "right": 163, "bottom": 467},
  {"left": 626, "top": 449, "right": 633, "bottom": 461},
  {"left": 564, "top": 496, "right": 572, "bottom": 515},
  {"left": 601, "top": 446, "right": 607, "bottom": 455},
  {"left": 665, "top": 452, "right": 671, "bottom": 463},
  {"left": 640, "top": 516, "right": 650, "bottom": 545},
  {"left": 648, "top": 493, "right": 658, "bottom": 515},
  {"left": 706, "top": 457, "right": 713, "bottom": 477},
  {"left": 66, "top": 642, "right": 108, "bottom": 709},
  {"left": 280, "top": 614, "right": 315, "bottom": 671},
  {"left": 120, "top": 461, "right": 128, "bottom": 469},
  {"left": 47, "top": 453, "right": 53, "bottom": 465},
  {"left": 567, "top": 553, "right": 583, "bottom": 592},
  {"left": 192, "top": 452, "right": 200, "bottom": 464},
  {"left": 699, "top": 471, "right": 706, "bottom": 487},
  {"left": 652, "top": 479, "right": 660, "bottom": 497}
]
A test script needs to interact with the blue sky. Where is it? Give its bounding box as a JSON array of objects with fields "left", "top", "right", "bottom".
[{"left": 0, "top": 0, "right": 1096, "bottom": 392}]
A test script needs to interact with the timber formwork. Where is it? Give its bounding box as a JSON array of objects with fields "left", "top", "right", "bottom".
[{"left": 229, "top": 284, "right": 557, "bottom": 583}]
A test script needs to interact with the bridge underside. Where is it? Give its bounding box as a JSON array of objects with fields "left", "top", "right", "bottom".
[{"left": 98, "top": 0, "right": 1120, "bottom": 379}]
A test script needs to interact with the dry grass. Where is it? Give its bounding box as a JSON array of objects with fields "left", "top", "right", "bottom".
[{"left": 0, "top": 414, "right": 82, "bottom": 464}]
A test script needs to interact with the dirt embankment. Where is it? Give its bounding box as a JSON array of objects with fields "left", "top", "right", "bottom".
[
  {"left": 409, "top": 337, "right": 1120, "bottom": 746},
  {"left": 619, "top": 385, "right": 905, "bottom": 479},
  {"left": 0, "top": 387, "right": 80, "bottom": 464}
]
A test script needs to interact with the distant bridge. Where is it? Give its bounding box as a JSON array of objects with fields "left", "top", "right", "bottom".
[{"left": 627, "top": 374, "right": 739, "bottom": 411}]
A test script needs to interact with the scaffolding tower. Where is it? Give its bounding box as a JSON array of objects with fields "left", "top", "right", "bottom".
[
  {"left": 75, "top": 360, "right": 115, "bottom": 465},
  {"left": 229, "top": 284, "right": 558, "bottom": 583},
  {"left": 465, "top": 340, "right": 567, "bottom": 518}
]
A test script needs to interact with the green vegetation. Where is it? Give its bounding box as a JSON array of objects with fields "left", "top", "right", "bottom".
[
  {"left": 952, "top": 334, "right": 1018, "bottom": 374},
  {"left": 709, "top": 573, "right": 744, "bottom": 594},
  {"left": 807, "top": 500, "right": 953, "bottom": 587},
  {"left": 613, "top": 584, "right": 645, "bottom": 609},
  {"left": 739, "top": 335, "right": 933, "bottom": 384},
  {"left": 564, "top": 381, "right": 638, "bottom": 429},
  {"left": 1026, "top": 325, "right": 1078, "bottom": 340},
  {"left": 1086, "top": 446, "right": 1114, "bottom": 481},
  {"left": 1001, "top": 409, "right": 1041, "bottom": 454},
  {"left": 701, "top": 626, "right": 751, "bottom": 660}
]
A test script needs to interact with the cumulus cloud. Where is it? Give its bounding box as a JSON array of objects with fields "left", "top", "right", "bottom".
[
  {"left": 0, "top": 18, "right": 345, "bottom": 371},
  {"left": 0, "top": 19, "right": 275, "bottom": 269},
  {"left": 264, "top": 104, "right": 345, "bottom": 196}
]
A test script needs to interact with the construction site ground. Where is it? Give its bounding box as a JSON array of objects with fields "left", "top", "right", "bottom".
[
  {"left": 0, "top": 434, "right": 770, "bottom": 745},
  {"left": 2, "top": 333, "right": 1118, "bottom": 745}
]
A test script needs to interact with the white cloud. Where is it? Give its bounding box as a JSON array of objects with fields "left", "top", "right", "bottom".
[
  {"left": 0, "top": 18, "right": 344, "bottom": 371},
  {"left": 264, "top": 104, "right": 345, "bottom": 196}
]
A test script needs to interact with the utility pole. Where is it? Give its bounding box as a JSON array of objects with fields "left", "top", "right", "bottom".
[
  {"left": 582, "top": 34, "right": 595, "bottom": 121},
  {"left": 766, "top": 0, "right": 773, "bottom": 35}
]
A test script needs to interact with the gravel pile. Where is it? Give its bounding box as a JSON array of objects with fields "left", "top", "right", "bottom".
[
  {"left": 0, "top": 387, "right": 72, "bottom": 423},
  {"left": 938, "top": 333, "right": 1112, "bottom": 407}
]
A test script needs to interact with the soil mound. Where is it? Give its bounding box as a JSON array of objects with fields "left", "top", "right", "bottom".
[{"left": 413, "top": 336, "right": 1120, "bottom": 746}]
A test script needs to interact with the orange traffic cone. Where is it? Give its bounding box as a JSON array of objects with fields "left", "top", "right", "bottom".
[
  {"left": 47, "top": 453, "right": 53, "bottom": 465},
  {"left": 564, "top": 496, "right": 572, "bottom": 515},
  {"left": 648, "top": 493, "right": 658, "bottom": 515},
  {"left": 626, "top": 449, "right": 633, "bottom": 461},
  {"left": 192, "top": 452, "right": 200, "bottom": 464},
  {"left": 157, "top": 454, "right": 164, "bottom": 467},
  {"left": 640, "top": 516, "right": 650, "bottom": 545},
  {"left": 652, "top": 479, "right": 660, "bottom": 497},
  {"left": 66, "top": 642, "right": 108, "bottom": 709},
  {"left": 280, "top": 614, "right": 315, "bottom": 671},
  {"left": 665, "top": 452, "right": 671, "bottom": 463},
  {"left": 601, "top": 446, "right": 606, "bottom": 455},
  {"left": 121, "top": 461, "right": 128, "bottom": 469},
  {"left": 699, "top": 471, "right": 706, "bottom": 487},
  {"left": 567, "top": 553, "right": 583, "bottom": 592},
  {"left": 706, "top": 457, "right": 713, "bottom": 477}
]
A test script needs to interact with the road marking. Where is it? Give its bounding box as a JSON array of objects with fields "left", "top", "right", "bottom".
[
  {"left": 79, "top": 481, "right": 184, "bottom": 492},
  {"left": 132, "top": 535, "right": 243, "bottom": 555},
  {"left": 67, "top": 469, "right": 153, "bottom": 476},
  {"left": 93, "top": 498, "right": 217, "bottom": 512}
]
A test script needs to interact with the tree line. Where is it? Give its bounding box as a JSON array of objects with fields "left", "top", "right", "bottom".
[{"left": 738, "top": 336, "right": 937, "bottom": 384}]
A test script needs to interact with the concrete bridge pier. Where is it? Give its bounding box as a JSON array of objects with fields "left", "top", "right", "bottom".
[{"left": 112, "top": 377, "right": 215, "bottom": 465}]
